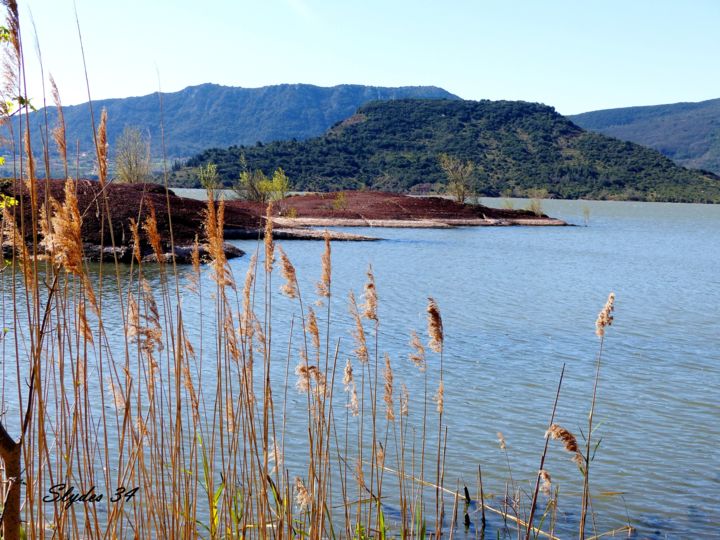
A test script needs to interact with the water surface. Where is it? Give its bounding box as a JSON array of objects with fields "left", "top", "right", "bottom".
[
  {"left": 230, "top": 197, "right": 718, "bottom": 538},
  {"left": 3, "top": 197, "right": 718, "bottom": 537}
]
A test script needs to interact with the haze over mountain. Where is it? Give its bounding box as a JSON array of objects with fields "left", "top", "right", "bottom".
[
  {"left": 174, "top": 99, "right": 720, "bottom": 203},
  {"left": 570, "top": 98, "right": 720, "bottom": 174},
  {"left": 8, "top": 83, "right": 458, "bottom": 165}
]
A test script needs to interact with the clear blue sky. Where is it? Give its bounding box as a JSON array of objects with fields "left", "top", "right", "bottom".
[{"left": 17, "top": 0, "right": 720, "bottom": 115}]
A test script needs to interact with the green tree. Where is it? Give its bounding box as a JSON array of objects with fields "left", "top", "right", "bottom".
[
  {"left": 438, "top": 153, "right": 475, "bottom": 203},
  {"left": 271, "top": 167, "right": 290, "bottom": 200},
  {"left": 233, "top": 155, "right": 291, "bottom": 203},
  {"left": 198, "top": 162, "right": 220, "bottom": 199},
  {"left": 115, "top": 126, "right": 151, "bottom": 184},
  {"left": 236, "top": 168, "right": 271, "bottom": 203}
]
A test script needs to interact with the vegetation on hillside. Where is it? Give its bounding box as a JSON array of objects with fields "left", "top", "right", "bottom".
[
  {"left": 173, "top": 99, "right": 720, "bottom": 203},
  {"left": 570, "top": 98, "right": 720, "bottom": 174}
]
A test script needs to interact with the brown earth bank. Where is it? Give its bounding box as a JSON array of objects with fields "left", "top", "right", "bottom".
[
  {"left": 1, "top": 182, "right": 565, "bottom": 263},
  {"left": 227, "top": 191, "right": 567, "bottom": 226},
  {"left": 0, "top": 181, "right": 379, "bottom": 264},
  {"left": 0, "top": 180, "right": 257, "bottom": 263}
]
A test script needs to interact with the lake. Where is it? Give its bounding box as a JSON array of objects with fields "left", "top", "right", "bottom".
[
  {"left": 2, "top": 197, "right": 718, "bottom": 537},
  {"left": 239, "top": 197, "right": 718, "bottom": 538}
]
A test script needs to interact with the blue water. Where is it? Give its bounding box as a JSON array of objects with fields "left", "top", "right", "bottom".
[
  {"left": 2, "top": 198, "right": 718, "bottom": 537},
  {"left": 224, "top": 198, "right": 720, "bottom": 538}
]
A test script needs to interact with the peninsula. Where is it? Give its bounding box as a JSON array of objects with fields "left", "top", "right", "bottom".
[{"left": 1, "top": 181, "right": 565, "bottom": 263}]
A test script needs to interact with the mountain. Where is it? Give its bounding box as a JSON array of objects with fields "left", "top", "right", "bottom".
[
  {"left": 171, "top": 99, "right": 720, "bottom": 203},
  {"left": 569, "top": 98, "right": 720, "bottom": 174},
  {"left": 6, "top": 83, "right": 458, "bottom": 171}
]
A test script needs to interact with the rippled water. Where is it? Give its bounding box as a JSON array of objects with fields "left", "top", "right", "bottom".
[
  {"left": 3, "top": 198, "right": 719, "bottom": 537},
  {"left": 227, "top": 198, "right": 718, "bottom": 538}
]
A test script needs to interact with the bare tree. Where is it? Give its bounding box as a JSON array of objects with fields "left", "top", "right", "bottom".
[
  {"left": 438, "top": 153, "right": 475, "bottom": 203},
  {"left": 114, "top": 126, "right": 151, "bottom": 183}
]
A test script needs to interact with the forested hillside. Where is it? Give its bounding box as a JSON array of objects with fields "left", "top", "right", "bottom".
[
  {"left": 173, "top": 99, "right": 720, "bottom": 202},
  {"left": 570, "top": 98, "right": 720, "bottom": 174}
]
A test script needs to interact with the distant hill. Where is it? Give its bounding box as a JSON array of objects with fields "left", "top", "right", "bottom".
[
  {"left": 570, "top": 98, "right": 720, "bottom": 174},
  {"left": 4, "top": 83, "right": 458, "bottom": 174},
  {"left": 171, "top": 99, "right": 720, "bottom": 203}
]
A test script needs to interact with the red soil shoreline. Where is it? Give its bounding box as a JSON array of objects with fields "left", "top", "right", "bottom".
[
  {"left": 227, "top": 190, "right": 551, "bottom": 222},
  {"left": 1, "top": 181, "right": 566, "bottom": 262}
]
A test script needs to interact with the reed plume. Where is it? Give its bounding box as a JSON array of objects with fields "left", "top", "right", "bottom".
[
  {"left": 343, "top": 359, "right": 360, "bottom": 416},
  {"left": 39, "top": 180, "right": 98, "bottom": 309},
  {"left": 78, "top": 301, "right": 93, "bottom": 344},
  {"left": 434, "top": 380, "right": 444, "bottom": 414},
  {"left": 362, "top": 265, "right": 377, "bottom": 321},
  {"left": 595, "top": 292, "right": 615, "bottom": 337},
  {"left": 278, "top": 245, "right": 298, "bottom": 298},
  {"left": 2, "top": 207, "right": 32, "bottom": 290},
  {"left": 546, "top": 424, "right": 583, "bottom": 465},
  {"left": 204, "top": 197, "right": 232, "bottom": 286},
  {"left": 348, "top": 383, "right": 359, "bottom": 416},
  {"left": 409, "top": 330, "right": 426, "bottom": 372},
  {"left": 129, "top": 218, "right": 141, "bottom": 263},
  {"left": 253, "top": 318, "right": 266, "bottom": 355},
  {"left": 539, "top": 469, "right": 552, "bottom": 496},
  {"left": 264, "top": 202, "right": 274, "bottom": 273},
  {"left": 127, "top": 295, "right": 140, "bottom": 338},
  {"left": 376, "top": 442, "right": 385, "bottom": 469},
  {"left": 343, "top": 359, "right": 354, "bottom": 391},
  {"left": 224, "top": 307, "right": 241, "bottom": 362},
  {"left": 226, "top": 396, "right": 236, "bottom": 434},
  {"left": 355, "top": 458, "right": 366, "bottom": 490},
  {"left": 108, "top": 378, "right": 126, "bottom": 411},
  {"left": 50, "top": 75, "right": 67, "bottom": 168},
  {"left": 316, "top": 230, "right": 331, "bottom": 299},
  {"left": 75, "top": 357, "right": 85, "bottom": 388},
  {"left": 497, "top": 432, "right": 507, "bottom": 451},
  {"left": 348, "top": 291, "right": 368, "bottom": 363},
  {"left": 142, "top": 203, "right": 163, "bottom": 261},
  {"left": 40, "top": 180, "right": 83, "bottom": 274},
  {"left": 295, "top": 360, "right": 327, "bottom": 398},
  {"left": 241, "top": 253, "right": 257, "bottom": 334},
  {"left": 383, "top": 353, "right": 395, "bottom": 421},
  {"left": 427, "top": 297, "right": 443, "bottom": 353},
  {"left": 399, "top": 384, "right": 409, "bottom": 417},
  {"left": 2, "top": 1, "right": 19, "bottom": 59},
  {"left": 23, "top": 128, "right": 36, "bottom": 208},
  {"left": 187, "top": 235, "right": 201, "bottom": 292},
  {"left": 97, "top": 109, "right": 108, "bottom": 185},
  {"left": 181, "top": 363, "right": 199, "bottom": 423},
  {"left": 295, "top": 477, "right": 311, "bottom": 511},
  {"left": 127, "top": 279, "right": 163, "bottom": 359},
  {"left": 267, "top": 437, "right": 282, "bottom": 475},
  {"left": 296, "top": 363, "right": 312, "bottom": 393},
  {"left": 191, "top": 234, "right": 200, "bottom": 273},
  {"left": 307, "top": 306, "right": 320, "bottom": 350}
]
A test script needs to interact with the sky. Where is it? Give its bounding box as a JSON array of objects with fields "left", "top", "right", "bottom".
[{"left": 14, "top": 0, "right": 720, "bottom": 115}]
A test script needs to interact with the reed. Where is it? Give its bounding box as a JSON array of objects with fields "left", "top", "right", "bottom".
[{"left": 0, "top": 5, "right": 629, "bottom": 539}]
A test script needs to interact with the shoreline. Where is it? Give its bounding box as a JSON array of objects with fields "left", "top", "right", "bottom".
[
  {"left": 1, "top": 182, "right": 568, "bottom": 264},
  {"left": 271, "top": 216, "right": 568, "bottom": 228}
]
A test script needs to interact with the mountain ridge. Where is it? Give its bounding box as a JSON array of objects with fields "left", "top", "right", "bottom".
[
  {"left": 570, "top": 97, "right": 720, "bottom": 174},
  {"left": 6, "top": 82, "right": 459, "bottom": 167}
]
